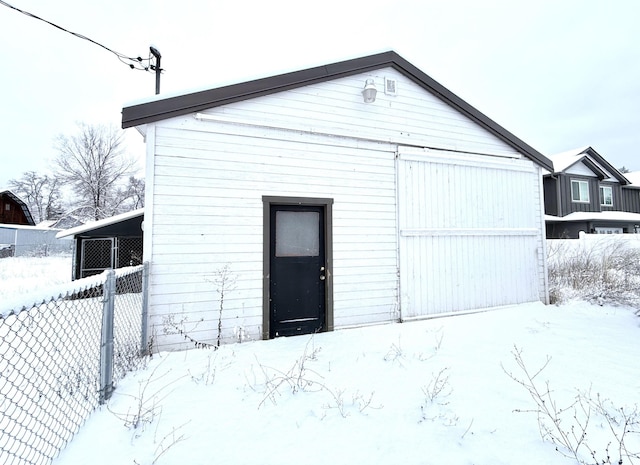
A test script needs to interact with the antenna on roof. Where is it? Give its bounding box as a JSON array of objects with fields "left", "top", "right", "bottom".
[{"left": 149, "top": 46, "right": 162, "bottom": 95}]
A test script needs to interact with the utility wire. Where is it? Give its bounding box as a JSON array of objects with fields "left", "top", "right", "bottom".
[{"left": 0, "top": 0, "right": 160, "bottom": 72}]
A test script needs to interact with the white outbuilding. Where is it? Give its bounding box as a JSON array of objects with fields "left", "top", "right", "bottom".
[{"left": 122, "top": 51, "right": 552, "bottom": 351}]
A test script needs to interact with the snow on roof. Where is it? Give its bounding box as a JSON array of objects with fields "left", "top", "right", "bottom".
[
  {"left": 623, "top": 171, "right": 640, "bottom": 186},
  {"left": 545, "top": 211, "right": 640, "bottom": 222},
  {"left": 1, "top": 188, "right": 25, "bottom": 202},
  {"left": 0, "top": 223, "right": 65, "bottom": 232},
  {"left": 0, "top": 189, "right": 36, "bottom": 225},
  {"left": 55, "top": 208, "right": 144, "bottom": 238},
  {"left": 545, "top": 146, "right": 630, "bottom": 185},
  {"left": 547, "top": 147, "right": 590, "bottom": 172},
  {"left": 37, "top": 220, "right": 57, "bottom": 228}
]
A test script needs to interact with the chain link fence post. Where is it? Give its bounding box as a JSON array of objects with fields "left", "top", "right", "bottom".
[
  {"left": 0, "top": 264, "right": 145, "bottom": 463},
  {"left": 99, "top": 269, "right": 115, "bottom": 404},
  {"left": 141, "top": 261, "right": 150, "bottom": 355}
]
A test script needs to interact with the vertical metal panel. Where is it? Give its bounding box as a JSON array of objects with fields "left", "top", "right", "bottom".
[
  {"left": 398, "top": 150, "right": 542, "bottom": 319},
  {"left": 622, "top": 188, "right": 640, "bottom": 213}
]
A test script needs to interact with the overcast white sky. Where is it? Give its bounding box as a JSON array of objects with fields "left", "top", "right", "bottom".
[{"left": 1, "top": 0, "right": 639, "bottom": 188}]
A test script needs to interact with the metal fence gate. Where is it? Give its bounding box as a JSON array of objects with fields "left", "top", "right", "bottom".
[
  {"left": 80, "top": 238, "right": 114, "bottom": 278},
  {"left": 79, "top": 237, "right": 143, "bottom": 279}
]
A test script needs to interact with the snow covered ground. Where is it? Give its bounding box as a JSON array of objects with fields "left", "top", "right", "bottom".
[
  {"left": 0, "top": 254, "right": 73, "bottom": 311},
  {"left": 53, "top": 302, "right": 639, "bottom": 465},
  {"left": 2, "top": 256, "right": 639, "bottom": 465}
]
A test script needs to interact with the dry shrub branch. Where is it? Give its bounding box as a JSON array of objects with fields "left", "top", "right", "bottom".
[
  {"left": 503, "top": 346, "right": 640, "bottom": 464},
  {"left": 547, "top": 238, "right": 640, "bottom": 312}
]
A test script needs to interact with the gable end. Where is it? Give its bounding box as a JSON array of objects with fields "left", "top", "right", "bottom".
[{"left": 122, "top": 51, "right": 552, "bottom": 171}]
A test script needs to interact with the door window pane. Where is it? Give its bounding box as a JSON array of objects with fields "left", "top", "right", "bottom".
[{"left": 275, "top": 211, "right": 319, "bottom": 257}]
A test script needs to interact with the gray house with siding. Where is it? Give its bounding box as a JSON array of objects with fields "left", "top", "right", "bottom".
[
  {"left": 122, "top": 51, "right": 552, "bottom": 351},
  {"left": 544, "top": 147, "right": 640, "bottom": 238}
]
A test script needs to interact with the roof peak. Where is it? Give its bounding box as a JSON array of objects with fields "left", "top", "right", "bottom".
[{"left": 549, "top": 146, "right": 629, "bottom": 184}]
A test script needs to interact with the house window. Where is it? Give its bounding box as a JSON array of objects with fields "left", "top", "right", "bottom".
[
  {"left": 571, "top": 180, "right": 589, "bottom": 203},
  {"left": 599, "top": 186, "right": 613, "bottom": 206},
  {"left": 4, "top": 204, "right": 10, "bottom": 211}
]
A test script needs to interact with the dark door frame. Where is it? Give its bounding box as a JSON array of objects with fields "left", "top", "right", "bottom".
[{"left": 262, "top": 196, "right": 334, "bottom": 340}]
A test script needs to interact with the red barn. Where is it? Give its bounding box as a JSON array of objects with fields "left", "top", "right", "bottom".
[{"left": 0, "top": 190, "right": 35, "bottom": 226}]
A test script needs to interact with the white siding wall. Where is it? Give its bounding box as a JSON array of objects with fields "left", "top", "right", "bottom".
[
  {"left": 566, "top": 162, "right": 598, "bottom": 177},
  {"left": 397, "top": 149, "right": 546, "bottom": 318},
  {"left": 144, "top": 68, "right": 546, "bottom": 351},
  {"left": 198, "top": 67, "right": 522, "bottom": 158},
  {"left": 147, "top": 120, "right": 399, "bottom": 350}
]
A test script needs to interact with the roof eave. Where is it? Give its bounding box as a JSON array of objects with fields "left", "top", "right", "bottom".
[
  {"left": 56, "top": 208, "right": 144, "bottom": 238},
  {"left": 122, "top": 52, "right": 398, "bottom": 129},
  {"left": 583, "top": 147, "right": 630, "bottom": 185}
]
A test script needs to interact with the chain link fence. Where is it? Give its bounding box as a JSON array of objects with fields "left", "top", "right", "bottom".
[
  {"left": 0, "top": 264, "right": 148, "bottom": 465},
  {"left": 79, "top": 237, "right": 143, "bottom": 279}
]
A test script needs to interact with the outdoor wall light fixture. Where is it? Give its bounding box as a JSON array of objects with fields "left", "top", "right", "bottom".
[{"left": 362, "top": 78, "right": 377, "bottom": 103}]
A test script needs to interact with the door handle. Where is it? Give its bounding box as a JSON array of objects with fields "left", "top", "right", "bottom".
[{"left": 320, "top": 266, "right": 326, "bottom": 280}]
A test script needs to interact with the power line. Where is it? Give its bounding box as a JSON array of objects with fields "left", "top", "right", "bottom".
[{"left": 0, "top": 0, "right": 161, "bottom": 73}]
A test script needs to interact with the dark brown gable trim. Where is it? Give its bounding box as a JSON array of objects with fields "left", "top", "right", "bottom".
[
  {"left": 122, "top": 51, "right": 552, "bottom": 171},
  {"left": 122, "top": 53, "right": 394, "bottom": 129}
]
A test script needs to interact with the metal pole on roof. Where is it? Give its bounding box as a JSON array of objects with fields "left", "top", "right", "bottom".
[{"left": 150, "top": 46, "right": 161, "bottom": 95}]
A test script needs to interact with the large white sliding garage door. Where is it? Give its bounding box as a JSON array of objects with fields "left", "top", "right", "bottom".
[{"left": 397, "top": 148, "right": 545, "bottom": 320}]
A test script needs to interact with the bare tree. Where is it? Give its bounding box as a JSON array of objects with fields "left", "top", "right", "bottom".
[
  {"left": 55, "top": 123, "right": 135, "bottom": 220},
  {"left": 121, "top": 176, "right": 145, "bottom": 210},
  {"left": 8, "top": 171, "right": 62, "bottom": 223}
]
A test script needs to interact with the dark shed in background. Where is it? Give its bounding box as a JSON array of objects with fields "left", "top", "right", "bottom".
[{"left": 56, "top": 209, "right": 144, "bottom": 279}]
